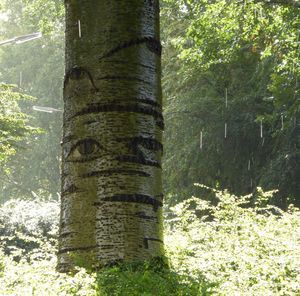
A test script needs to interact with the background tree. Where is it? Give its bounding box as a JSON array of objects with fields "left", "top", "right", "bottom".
[
  {"left": 0, "top": 83, "right": 38, "bottom": 176},
  {"left": 58, "top": 0, "right": 164, "bottom": 271},
  {"left": 161, "top": 0, "right": 300, "bottom": 208},
  {"left": 0, "top": 0, "right": 64, "bottom": 201}
]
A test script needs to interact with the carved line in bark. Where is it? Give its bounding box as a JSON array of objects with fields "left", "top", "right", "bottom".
[
  {"left": 71, "top": 103, "right": 164, "bottom": 130},
  {"left": 63, "top": 97, "right": 161, "bottom": 110},
  {"left": 116, "top": 155, "right": 161, "bottom": 168},
  {"left": 117, "top": 211, "right": 158, "bottom": 221},
  {"left": 124, "top": 136, "right": 163, "bottom": 153},
  {"left": 143, "top": 237, "right": 164, "bottom": 249},
  {"left": 65, "top": 155, "right": 101, "bottom": 163},
  {"left": 94, "top": 194, "right": 163, "bottom": 211},
  {"left": 101, "top": 60, "right": 157, "bottom": 71},
  {"left": 136, "top": 98, "right": 161, "bottom": 108},
  {"left": 59, "top": 231, "right": 78, "bottom": 238},
  {"left": 83, "top": 120, "right": 98, "bottom": 125},
  {"left": 61, "top": 184, "right": 84, "bottom": 196},
  {"left": 96, "top": 245, "right": 114, "bottom": 250},
  {"left": 57, "top": 245, "right": 97, "bottom": 255},
  {"left": 99, "top": 37, "right": 162, "bottom": 60},
  {"left": 80, "top": 169, "right": 151, "bottom": 178},
  {"left": 79, "top": 97, "right": 161, "bottom": 109},
  {"left": 64, "top": 66, "right": 99, "bottom": 91},
  {"left": 96, "top": 75, "right": 152, "bottom": 85}
]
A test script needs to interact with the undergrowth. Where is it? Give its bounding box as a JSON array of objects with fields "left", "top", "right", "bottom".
[{"left": 0, "top": 187, "right": 299, "bottom": 295}]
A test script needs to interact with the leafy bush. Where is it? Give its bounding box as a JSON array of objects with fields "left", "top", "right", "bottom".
[
  {"left": 166, "top": 185, "right": 300, "bottom": 295},
  {"left": 0, "top": 253, "right": 97, "bottom": 296},
  {"left": 0, "top": 198, "right": 59, "bottom": 261},
  {"left": 0, "top": 199, "right": 96, "bottom": 295},
  {"left": 0, "top": 188, "right": 299, "bottom": 295}
]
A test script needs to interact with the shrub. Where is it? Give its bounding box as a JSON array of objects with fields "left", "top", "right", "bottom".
[
  {"left": 0, "top": 198, "right": 59, "bottom": 261},
  {"left": 0, "top": 188, "right": 300, "bottom": 295},
  {"left": 0, "top": 253, "right": 97, "bottom": 296},
  {"left": 166, "top": 185, "right": 300, "bottom": 295}
]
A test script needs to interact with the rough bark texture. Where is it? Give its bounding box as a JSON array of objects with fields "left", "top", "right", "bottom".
[{"left": 58, "top": 0, "right": 164, "bottom": 271}]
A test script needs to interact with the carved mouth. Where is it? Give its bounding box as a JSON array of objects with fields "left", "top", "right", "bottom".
[{"left": 80, "top": 169, "right": 151, "bottom": 178}]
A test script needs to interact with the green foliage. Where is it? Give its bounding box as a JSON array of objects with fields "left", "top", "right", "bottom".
[
  {"left": 95, "top": 258, "right": 199, "bottom": 296},
  {"left": 0, "top": 0, "right": 64, "bottom": 200},
  {"left": 0, "top": 198, "right": 97, "bottom": 296},
  {"left": 166, "top": 185, "right": 300, "bottom": 295},
  {"left": 0, "top": 83, "right": 38, "bottom": 164},
  {"left": 0, "top": 190, "right": 299, "bottom": 295},
  {"left": 0, "top": 198, "right": 59, "bottom": 261},
  {"left": 0, "top": 254, "right": 97, "bottom": 296},
  {"left": 161, "top": 0, "right": 300, "bottom": 207},
  {"left": 0, "top": 199, "right": 201, "bottom": 295}
]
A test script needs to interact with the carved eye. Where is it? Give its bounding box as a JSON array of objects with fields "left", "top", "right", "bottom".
[{"left": 71, "top": 139, "right": 100, "bottom": 158}]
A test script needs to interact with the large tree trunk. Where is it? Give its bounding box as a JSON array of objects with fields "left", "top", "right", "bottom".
[{"left": 58, "top": 0, "right": 164, "bottom": 271}]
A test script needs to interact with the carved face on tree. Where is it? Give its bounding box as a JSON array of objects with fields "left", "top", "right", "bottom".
[{"left": 58, "top": 0, "right": 163, "bottom": 271}]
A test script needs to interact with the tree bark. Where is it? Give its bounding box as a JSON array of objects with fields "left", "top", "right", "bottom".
[{"left": 58, "top": 0, "right": 164, "bottom": 272}]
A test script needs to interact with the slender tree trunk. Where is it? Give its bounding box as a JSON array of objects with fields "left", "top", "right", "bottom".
[{"left": 58, "top": 0, "right": 164, "bottom": 271}]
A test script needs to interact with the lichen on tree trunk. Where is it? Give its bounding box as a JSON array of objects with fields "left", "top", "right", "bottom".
[{"left": 58, "top": 0, "right": 164, "bottom": 271}]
